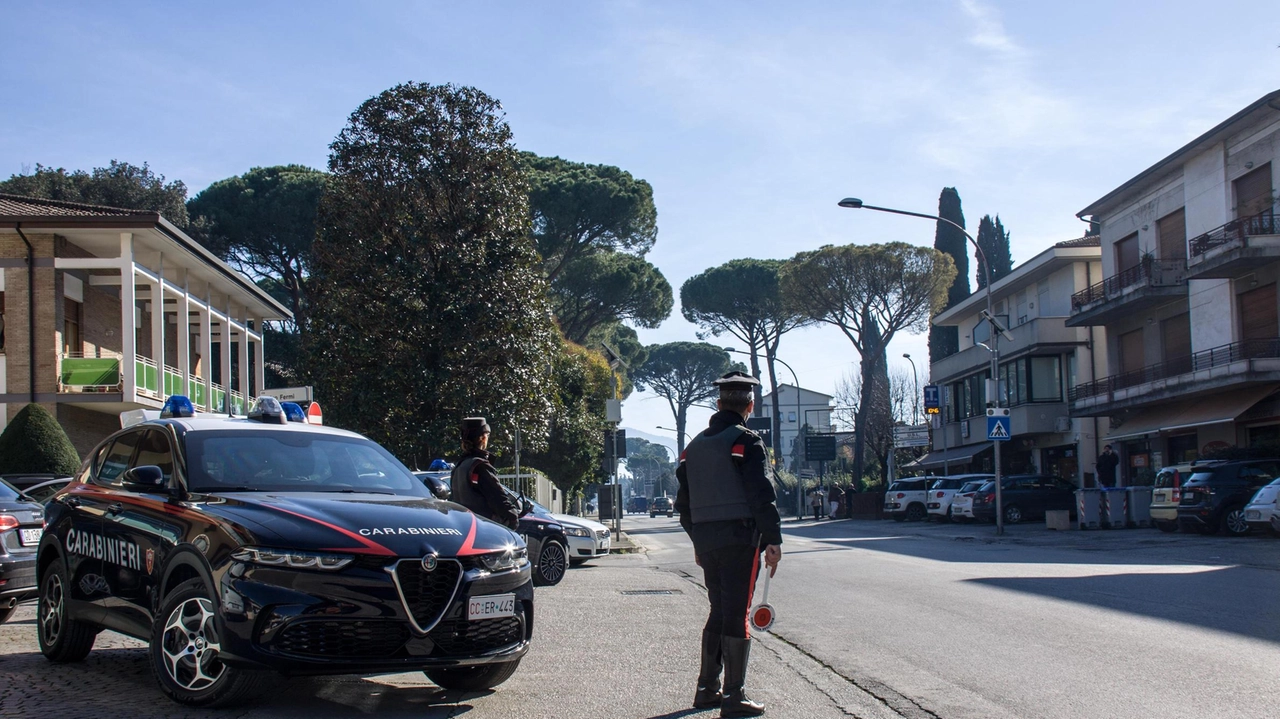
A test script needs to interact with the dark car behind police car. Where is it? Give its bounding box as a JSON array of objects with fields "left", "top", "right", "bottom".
[
  {"left": 37, "top": 396, "right": 535, "bottom": 708},
  {"left": 1, "top": 478, "right": 45, "bottom": 624}
]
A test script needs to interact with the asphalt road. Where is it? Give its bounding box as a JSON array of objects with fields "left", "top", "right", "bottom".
[{"left": 627, "top": 512, "right": 1280, "bottom": 719}]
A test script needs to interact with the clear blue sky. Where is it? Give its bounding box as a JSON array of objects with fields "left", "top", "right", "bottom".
[{"left": 5, "top": 1, "right": 1279, "bottom": 443}]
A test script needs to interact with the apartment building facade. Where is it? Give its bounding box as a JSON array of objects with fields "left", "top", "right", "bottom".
[
  {"left": 760, "top": 384, "right": 834, "bottom": 470},
  {"left": 1067, "top": 89, "right": 1280, "bottom": 483},
  {"left": 924, "top": 238, "right": 1108, "bottom": 485},
  {"left": 0, "top": 194, "right": 291, "bottom": 456}
]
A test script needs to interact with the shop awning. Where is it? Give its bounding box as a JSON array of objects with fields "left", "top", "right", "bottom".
[
  {"left": 903, "top": 444, "right": 990, "bottom": 470},
  {"left": 1106, "top": 386, "right": 1278, "bottom": 442}
]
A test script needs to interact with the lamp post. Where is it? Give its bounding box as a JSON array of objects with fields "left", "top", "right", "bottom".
[
  {"left": 902, "top": 353, "right": 921, "bottom": 425},
  {"left": 840, "top": 197, "right": 1008, "bottom": 535},
  {"left": 655, "top": 425, "right": 690, "bottom": 444},
  {"left": 724, "top": 346, "right": 806, "bottom": 519}
]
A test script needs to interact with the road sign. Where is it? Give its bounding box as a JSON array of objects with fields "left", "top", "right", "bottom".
[
  {"left": 986, "top": 407, "right": 1010, "bottom": 441},
  {"left": 306, "top": 401, "right": 323, "bottom": 425},
  {"left": 892, "top": 424, "right": 931, "bottom": 448},
  {"left": 746, "top": 416, "right": 773, "bottom": 446},
  {"left": 262, "top": 386, "right": 312, "bottom": 403},
  {"left": 923, "top": 384, "right": 940, "bottom": 410},
  {"left": 803, "top": 434, "right": 837, "bottom": 462}
]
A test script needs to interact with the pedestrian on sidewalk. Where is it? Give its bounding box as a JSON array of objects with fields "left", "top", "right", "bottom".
[
  {"left": 450, "top": 416, "right": 520, "bottom": 529},
  {"left": 827, "top": 484, "right": 842, "bottom": 520},
  {"left": 809, "top": 486, "right": 824, "bottom": 520},
  {"left": 1096, "top": 444, "right": 1119, "bottom": 488},
  {"left": 676, "top": 371, "right": 782, "bottom": 718}
]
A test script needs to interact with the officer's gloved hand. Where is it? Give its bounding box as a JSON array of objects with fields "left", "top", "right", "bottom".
[{"left": 763, "top": 545, "right": 781, "bottom": 577}]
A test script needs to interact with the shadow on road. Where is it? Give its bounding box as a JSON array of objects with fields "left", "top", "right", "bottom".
[{"left": 964, "top": 565, "right": 1280, "bottom": 645}]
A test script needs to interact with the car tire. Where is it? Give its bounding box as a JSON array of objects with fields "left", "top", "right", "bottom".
[
  {"left": 1156, "top": 520, "right": 1178, "bottom": 533},
  {"left": 38, "top": 560, "right": 97, "bottom": 662},
  {"left": 1223, "top": 506, "right": 1251, "bottom": 537},
  {"left": 1003, "top": 505, "right": 1023, "bottom": 524},
  {"left": 532, "top": 541, "right": 567, "bottom": 587},
  {"left": 667, "top": 512, "right": 673, "bottom": 518},
  {"left": 149, "top": 578, "right": 270, "bottom": 708},
  {"left": 943, "top": 507, "right": 954, "bottom": 523},
  {"left": 425, "top": 659, "right": 522, "bottom": 691},
  {"left": 905, "top": 504, "right": 926, "bottom": 522}
]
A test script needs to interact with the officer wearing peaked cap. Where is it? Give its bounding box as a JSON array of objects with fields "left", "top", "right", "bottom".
[
  {"left": 675, "top": 371, "right": 782, "bottom": 717},
  {"left": 451, "top": 417, "right": 520, "bottom": 529}
]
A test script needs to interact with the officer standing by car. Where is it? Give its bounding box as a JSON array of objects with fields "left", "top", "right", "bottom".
[
  {"left": 451, "top": 417, "right": 520, "bottom": 529},
  {"left": 675, "top": 371, "right": 782, "bottom": 718}
]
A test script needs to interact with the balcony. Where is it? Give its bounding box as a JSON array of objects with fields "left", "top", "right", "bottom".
[
  {"left": 59, "top": 352, "right": 247, "bottom": 414},
  {"left": 1069, "top": 338, "right": 1280, "bottom": 415},
  {"left": 1066, "top": 259, "right": 1188, "bottom": 327},
  {"left": 932, "top": 318, "right": 1089, "bottom": 384},
  {"left": 1186, "top": 207, "right": 1280, "bottom": 279}
]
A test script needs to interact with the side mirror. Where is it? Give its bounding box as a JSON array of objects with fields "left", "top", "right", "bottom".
[
  {"left": 519, "top": 498, "right": 534, "bottom": 517},
  {"left": 430, "top": 480, "right": 451, "bottom": 501},
  {"left": 122, "top": 465, "right": 166, "bottom": 492}
]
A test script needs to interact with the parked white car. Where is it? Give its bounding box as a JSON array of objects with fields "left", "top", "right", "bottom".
[
  {"left": 883, "top": 478, "right": 930, "bottom": 521},
  {"left": 553, "top": 512, "right": 612, "bottom": 565},
  {"left": 1244, "top": 477, "right": 1280, "bottom": 535},
  {"left": 926, "top": 474, "right": 995, "bottom": 522},
  {"left": 947, "top": 479, "right": 991, "bottom": 522}
]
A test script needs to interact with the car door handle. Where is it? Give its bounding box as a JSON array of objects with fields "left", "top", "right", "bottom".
[
  {"left": 64, "top": 496, "right": 81, "bottom": 508},
  {"left": 106, "top": 503, "right": 123, "bottom": 516}
]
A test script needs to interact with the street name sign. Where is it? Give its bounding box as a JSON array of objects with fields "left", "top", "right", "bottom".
[
  {"left": 892, "top": 424, "right": 931, "bottom": 448},
  {"left": 262, "top": 386, "right": 312, "bottom": 403},
  {"left": 986, "top": 407, "right": 1011, "bottom": 441}
]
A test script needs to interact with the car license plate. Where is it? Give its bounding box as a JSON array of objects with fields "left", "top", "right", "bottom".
[
  {"left": 467, "top": 593, "right": 516, "bottom": 621},
  {"left": 19, "top": 528, "right": 42, "bottom": 546},
  {"left": 1246, "top": 510, "right": 1261, "bottom": 520}
]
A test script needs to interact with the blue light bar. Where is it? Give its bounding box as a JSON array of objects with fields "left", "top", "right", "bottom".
[
  {"left": 280, "top": 402, "right": 307, "bottom": 423},
  {"left": 160, "top": 395, "right": 197, "bottom": 419},
  {"left": 248, "top": 396, "right": 287, "bottom": 425}
]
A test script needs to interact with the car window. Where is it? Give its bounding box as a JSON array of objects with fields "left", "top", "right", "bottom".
[
  {"left": 1188, "top": 471, "right": 1215, "bottom": 483},
  {"left": 132, "top": 429, "right": 176, "bottom": 482},
  {"left": 960, "top": 481, "right": 984, "bottom": 492},
  {"left": 0, "top": 479, "right": 20, "bottom": 501},
  {"left": 1013, "top": 477, "right": 1039, "bottom": 490},
  {"left": 1154, "top": 469, "right": 1178, "bottom": 488},
  {"left": 97, "top": 431, "right": 143, "bottom": 486},
  {"left": 184, "top": 430, "right": 430, "bottom": 496},
  {"left": 22, "top": 480, "right": 68, "bottom": 503}
]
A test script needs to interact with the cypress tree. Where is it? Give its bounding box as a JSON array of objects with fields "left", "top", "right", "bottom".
[
  {"left": 0, "top": 403, "right": 81, "bottom": 476},
  {"left": 929, "top": 187, "right": 968, "bottom": 362},
  {"left": 975, "top": 214, "right": 1014, "bottom": 289}
]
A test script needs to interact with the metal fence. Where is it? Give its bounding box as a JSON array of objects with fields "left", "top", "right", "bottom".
[
  {"left": 1189, "top": 206, "right": 1280, "bottom": 258},
  {"left": 1070, "top": 338, "right": 1280, "bottom": 401}
]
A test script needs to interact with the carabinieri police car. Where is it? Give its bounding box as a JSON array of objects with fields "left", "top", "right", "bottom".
[{"left": 36, "top": 396, "right": 534, "bottom": 707}]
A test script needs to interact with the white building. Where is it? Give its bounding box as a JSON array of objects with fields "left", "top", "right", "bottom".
[
  {"left": 760, "top": 384, "right": 834, "bottom": 469},
  {"left": 1069, "top": 89, "right": 1280, "bottom": 482}
]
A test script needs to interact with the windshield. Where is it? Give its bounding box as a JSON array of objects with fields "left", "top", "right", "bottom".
[
  {"left": 959, "top": 481, "right": 985, "bottom": 493},
  {"left": 0, "top": 479, "right": 20, "bottom": 501},
  {"left": 185, "top": 430, "right": 430, "bottom": 496},
  {"left": 1187, "top": 471, "right": 1216, "bottom": 484},
  {"left": 1154, "top": 469, "right": 1179, "bottom": 488}
]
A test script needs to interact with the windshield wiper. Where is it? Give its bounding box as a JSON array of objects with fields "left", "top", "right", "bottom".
[{"left": 317, "top": 488, "right": 398, "bottom": 496}]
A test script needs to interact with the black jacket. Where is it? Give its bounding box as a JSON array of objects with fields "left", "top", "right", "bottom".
[
  {"left": 675, "top": 410, "right": 783, "bottom": 553},
  {"left": 452, "top": 449, "right": 520, "bottom": 529}
]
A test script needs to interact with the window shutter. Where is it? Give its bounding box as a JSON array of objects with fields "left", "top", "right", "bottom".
[
  {"left": 1239, "top": 283, "right": 1278, "bottom": 342},
  {"left": 1116, "top": 233, "right": 1140, "bottom": 273},
  {"left": 1235, "top": 164, "right": 1273, "bottom": 218},
  {"left": 1120, "top": 328, "right": 1145, "bottom": 374},
  {"left": 1157, "top": 208, "right": 1186, "bottom": 260},
  {"left": 1161, "top": 312, "right": 1191, "bottom": 360}
]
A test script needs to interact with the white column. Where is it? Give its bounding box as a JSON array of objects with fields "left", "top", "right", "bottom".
[
  {"left": 220, "top": 299, "right": 232, "bottom": 413},
  {"left": 177, "top": 271, "right": 191, "bottom": 396},
  {"left": 201, "top": 291, "right": 213, "bottom": 410},
  {"left": 120, "top": 234, "right": 136, "bottom": 400},
  {"left": 252, "top": 319, "right": 265, "bottom": 397},
  {"left": 149, "top": 255, "right": 164, "bottom": 396},
  {"left": 238, "top": 311, "right": 250, "bottom": 405}
]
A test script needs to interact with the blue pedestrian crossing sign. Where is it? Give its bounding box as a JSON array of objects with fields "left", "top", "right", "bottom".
[{"left": 987, "top": 408, "right": 1011, "bottom": 441}]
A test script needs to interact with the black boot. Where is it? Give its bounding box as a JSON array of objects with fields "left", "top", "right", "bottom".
[
  {"left": 720, "top": 636, "right": 765, "bottom": 717},
  {"left": 693, "top": 630, "right": 723, "bottom": 708}
]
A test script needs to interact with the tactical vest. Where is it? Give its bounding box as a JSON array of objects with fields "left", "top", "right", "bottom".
[
  {"left": 685, "top": 425, "right": 753, "bottom": 524},
  {"left": 451, "top": 457, "right": 491, "bottom": 519}
]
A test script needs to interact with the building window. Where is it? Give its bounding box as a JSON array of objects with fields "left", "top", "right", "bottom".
[
  {"left": 1116, "top": 233, "right": 1140, "bottom": 274},
  {"left": 1234, "top": 163, "right": 1273, "bottom": 218},
  {"left": 999, "top": 356, "right": 1062, "bottom": 406},
  {"left": 1157, "top": 208, "right": 1187, "bottom": 260},
  {"left": 63, "top": 297, "right": 83, "bottom": 355},
  {"left": 1238, "top": 283, "right": 1277, "bottom": 342},
  {"left": 787, "top": 411, "right": 796, "bottom": 423}
]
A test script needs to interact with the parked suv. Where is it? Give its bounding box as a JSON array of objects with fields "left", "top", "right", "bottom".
[
  {"left": 1150, "top": 463, "right": 1204, "bottom": 532},
  {"left": 971, "top": 475, "right": 1076, "bottom": 524},
  {"left": 1178, "top": 459, "right": 1280, "bottom": 536},
  {"left": 883, "top": 478, "right": 929, "bottom": 522},
  {"left": 926, "top": 474, "right": 995, "bottom": 522}
]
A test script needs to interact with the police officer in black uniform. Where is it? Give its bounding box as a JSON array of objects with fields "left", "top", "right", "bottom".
[
  {"left": 450, "top": 417, "right": 520, "bottom": 529},
  {"left": 676, "top": 371, "right": 782, "bottom": 717}
]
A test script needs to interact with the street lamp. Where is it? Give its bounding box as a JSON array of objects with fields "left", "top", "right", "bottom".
[
  {"left": 655, "top": 425, "right": 690, "bottom": 444},
  {"left": 724, "top": 346, "right": 806, "bottom": 519},
  {"left": 840, "top": 197, "right": 1013, "bottom": 535},
  {"left": 902, "top": 353, "right": 920, "bottom": 425}
]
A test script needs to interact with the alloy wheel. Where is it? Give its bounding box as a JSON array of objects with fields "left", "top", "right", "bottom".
[
  {"left": 40, "top": 573, "right": 65, "bottom": 646},
  {"left": 539, "top": 542, "right": 567, "bottom": 584},
  {"left": 1225, "top": 508, "right": 1249, "bottom": 535},
  {"left": 160, "top": 597, "right": 225, "bottom": 692},
  {"left": 1005, "top": 505, "right": 1022, "bottom": 524}
]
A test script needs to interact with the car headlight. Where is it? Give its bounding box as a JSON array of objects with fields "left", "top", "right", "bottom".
[
  {"left": 231, "top": 547, "right": 354, "bottom": 571},
  {"left": 562, "top": 526, "right": 591, "bottom": 537},
  {"left": 478, "top": 546, "right": 529, "bottom": 572}
]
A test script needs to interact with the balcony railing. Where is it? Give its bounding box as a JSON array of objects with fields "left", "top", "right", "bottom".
[
  {"left": 1070, "top": 338, "right": 1280, "bottom": 401},
  {"left": 60, "top": 351, "right": 123, "bottom": 392},
  {"left": 1071, "top": 259, "right": 1187, "bottom": 311},
  {"left": 1189, "top": 206, "right": 1280, "bottom": 258}
]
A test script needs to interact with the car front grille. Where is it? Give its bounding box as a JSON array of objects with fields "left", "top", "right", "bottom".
[
  {"left": 392, "top": 559, "right": 462, "bottom": 632},
  {"left": 429, "top": 614, "right": 524, "bottom": 656},
  {"left": 595, "top": 528, "right": 610, "bottom": 539},
  {"left": 274, "top": 619, "right": 410, "bottom": 659}
]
